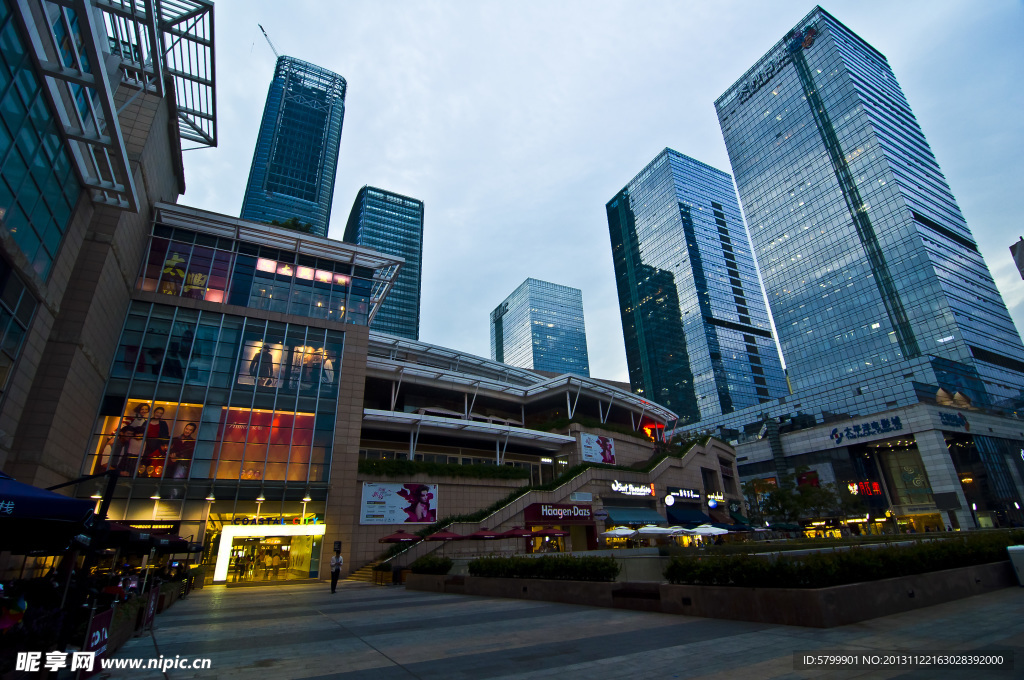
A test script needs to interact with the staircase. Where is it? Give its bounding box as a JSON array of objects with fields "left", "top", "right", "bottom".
[{"left": 345, "top": 562, "right": 380, "bottom": 584}]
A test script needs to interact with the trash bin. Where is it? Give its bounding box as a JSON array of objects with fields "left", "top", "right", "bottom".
[{"left": 1008, "top": 546, "right": 1024, "bottom": 586}]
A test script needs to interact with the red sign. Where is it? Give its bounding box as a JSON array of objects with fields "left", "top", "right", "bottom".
[
  {"left": 82, "top": 608, "right": 114, "bottom": 678},
  {"left": 523, "top": 503, "right": 593, "bottom": 525}
]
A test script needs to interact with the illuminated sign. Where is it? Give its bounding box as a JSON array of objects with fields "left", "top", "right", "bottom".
[
  {"left": 830, "top": 416, "right": 902, "bottom": 446},
  {"left": 610, "top": 480, "right": 655, "bottom": 497},
  {"left": 664, "top": 487, "right": 700, "bottom": 506},
  {"left": 232, "top": 515, "right": 321, "bottom": 525},
  {"left": 847, "top": 482, "right": 882, "bottom": 497},
  {"left": 523, "top": 503, "right": 593, "bottom": 525}
]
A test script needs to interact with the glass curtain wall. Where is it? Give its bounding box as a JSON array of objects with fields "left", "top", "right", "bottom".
[{"left": 84, "top": 301, "right": 343, "bottom": 484}]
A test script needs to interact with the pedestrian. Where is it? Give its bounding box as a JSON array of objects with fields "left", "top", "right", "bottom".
[
  {"left": 263, "top": 552, "right": 272, "bottom": 580},
  {"left": 272, "top": 552, "right": 281, "bottom": 579},
  {"left": 330, "top": 549, "right": 343, "bottom": 593}
]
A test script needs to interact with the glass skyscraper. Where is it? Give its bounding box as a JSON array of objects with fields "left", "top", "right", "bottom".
[
  {"left": 490, "top": 278, "right": 590, "bottom": 378},
  {"left": 715, "top": 6, "right": 1024, "bottom": 412},
  {"left": 607, "top": 149, "right": 788, "bottom": 424},
  {"left": 343, "top": 186, "right": 424, "bottom": 340},
  {"left": 241, "top": 56, "right": 346, "bottom": 238}
]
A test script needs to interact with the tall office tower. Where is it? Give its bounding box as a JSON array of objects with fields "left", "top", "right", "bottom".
[
  {"left": 241, "top": 56, "right": 346, "bottom": 238},
  {"left": 344, "top": 187, "right": 424, "bottom": 340},
  {"left": 715, "top": 6, "right": 1024, "bottom": 409},
  {"left": 606, "top": 148, "right": 787, "bottom": 423},
  {"left": 490, "top": 279, "right": 590, "bottom": 377}
]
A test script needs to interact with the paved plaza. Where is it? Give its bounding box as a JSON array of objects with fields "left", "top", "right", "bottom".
[{"left": 105, "top": 581, "right": 1024, "bottom": 679}]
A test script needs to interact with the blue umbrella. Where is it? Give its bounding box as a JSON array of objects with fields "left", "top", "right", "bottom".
[{"left": 0, "top": 471, "right": 94, "bottom": 553}]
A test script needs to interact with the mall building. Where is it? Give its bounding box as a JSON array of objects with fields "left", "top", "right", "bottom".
[{"left": 60, "top": 202, "right": 743, "bottom": 582}]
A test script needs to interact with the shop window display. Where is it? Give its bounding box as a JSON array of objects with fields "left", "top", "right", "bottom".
[
  {"left": 137, "top": 231, "right": 377, "bottom": 323},
  {"left": 86, "top": 302, "right": 342, "bottom": 484}
]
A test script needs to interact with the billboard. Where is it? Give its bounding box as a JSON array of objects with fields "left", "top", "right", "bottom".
[
  {"left": 360, "top": 482, "right": 439, "bottom": 525},
  {"left": 581, "top": 433, "right": 615, "bottom": 464}
]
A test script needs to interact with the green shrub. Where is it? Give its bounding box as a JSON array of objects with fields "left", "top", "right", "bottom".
[
  {"left": 468, "top": 555, "right": 620, "bottom": 582},
  {"left": 409, "top": 555, "right": 454, "bottom": 575},
  {"left": 664, "top": 530, "right": 1024, "bottom": 588},
  {"left": 372, "top": 562, "right": 392, "bottom": 571}
]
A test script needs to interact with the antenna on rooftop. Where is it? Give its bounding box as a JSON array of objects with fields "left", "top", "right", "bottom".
[{"left": 258, "top": 24, "right": 280, "bottom": 59}]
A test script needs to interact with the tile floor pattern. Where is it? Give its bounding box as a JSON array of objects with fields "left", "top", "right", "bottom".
[{"left": 103, "top": 582, "right": 1024, "bottom": 680}]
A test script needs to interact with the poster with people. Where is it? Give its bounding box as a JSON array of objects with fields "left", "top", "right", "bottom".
[
  {"left": 92, "top": 400, "right": 202, "bottom": 479},
  {"left": 360, "top": 482, "right": 439, "bottom": 524},
  {"left": 580, "top": 433, "right": 615, "bottom": 464}
]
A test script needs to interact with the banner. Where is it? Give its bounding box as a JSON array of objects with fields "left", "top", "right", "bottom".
[
  {"left": 360, "top": 482, "right": 439, "bottom": 524},
  {"left": 581, "top": 433, "right": 615, "bottom": 464}
]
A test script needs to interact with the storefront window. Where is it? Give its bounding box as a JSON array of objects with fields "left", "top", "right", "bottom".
[
  {"left": 86, "top": 302, "right": 342, "bottom": 484},
  {"left": 136, "top": 228, "right": 381, "bottom": 325},
  {"left": 878, "top": 442, "right": 934, "bottom": 507}
]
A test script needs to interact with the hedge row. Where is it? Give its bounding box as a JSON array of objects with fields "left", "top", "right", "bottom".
[
  {"left": 358, "top": 459, "right": 531, "bottom": 480},
  {"left": 664, "top": 530, "right": 1024, "bottom": 588},
  {"left": 468, "top": 555, "right": 620, "bottom": 582},
  {"left": 409, "top": 555, "right": 454, "bottom": 575}
]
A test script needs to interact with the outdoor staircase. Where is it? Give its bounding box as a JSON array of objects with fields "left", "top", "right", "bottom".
[{"left": 345, "top": 562, "right": 380, "bottom": 583}]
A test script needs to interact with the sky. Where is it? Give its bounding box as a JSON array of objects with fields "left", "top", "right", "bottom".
[{"left": 180, "top": 0, "right": 1024, "bottom": 383}]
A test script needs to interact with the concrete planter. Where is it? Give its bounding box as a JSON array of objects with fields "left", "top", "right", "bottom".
[
  {"left": 405, "top": 561, "right": 1016, "bottom": 628},
  {"left": 661, "top": 560, "right": 1016, "bottom": 627}
]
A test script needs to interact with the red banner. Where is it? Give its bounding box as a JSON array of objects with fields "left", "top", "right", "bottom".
[{"left": 81, "top": 608, "right": 113, "bottom": 678}]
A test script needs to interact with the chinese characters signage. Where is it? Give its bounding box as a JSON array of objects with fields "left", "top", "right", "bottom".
[
  {"left": 847, "top": 481, "right": 882, "bottom": 497},
  {"left": 830, "top": 416, "right": 903, "bottom": 446}
]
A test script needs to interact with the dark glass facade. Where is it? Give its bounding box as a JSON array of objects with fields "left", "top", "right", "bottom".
[
  {"left": 490, "top": 278, "right": 590, "bottom": 377},
  {"left": 241, "top": 57, "right": 346, "bottom": 238},
  {"left": 0, "top": 0, "right": 81, "bottom": 280},
  {"left": 343, "top": 186, "right": 423, "bottom": 340},
  {"left": 607, "top": 149, "right": 787, "bottom": 423},
  {"left": 715, "top": 7, "right": 1024, "bottom": 408}
]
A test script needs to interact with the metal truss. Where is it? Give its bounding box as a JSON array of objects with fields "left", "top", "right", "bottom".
[{"left": 13, "top": 0, "right": 216, "bottom": 211}]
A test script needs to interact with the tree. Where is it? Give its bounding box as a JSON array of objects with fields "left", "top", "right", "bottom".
[
  {"left": 741, "top": 478, "right": 776, "bottom": 526},
  {"left": 268, "top": 217, "right": 313, "bottom": 233}
]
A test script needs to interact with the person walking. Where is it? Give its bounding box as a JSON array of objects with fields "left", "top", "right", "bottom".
[
  {"left": 263, "top": 552, "right": 272, "bottom": 580},
  {"left": 272, "top": 552, "right": 282, "bottom": 579},
  {"left": 330, "top": 549, "right": 343, "bottom": 593}
]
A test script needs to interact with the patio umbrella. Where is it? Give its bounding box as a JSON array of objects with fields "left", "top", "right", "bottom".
[
  {"left": 498, "top": 526, "right": 535, "bottom": 539},
  {"left": 636, "top": 524, "right": 676, "bottom": 535},
  {"left": 378, "top": 530, "right": 422, "bottom": 543},
  {"left": 425, "top": 529, "right": 464, "bottom": 541},
  {"left": 533, "top": 527, "right": 569, "bottom": 537},
  {"left": 600, "top": 526, "right": 638, "bottom": 538},
  {"left": 689, "top": 524, "right": 730, "bottom": 536},
  {"left": 0, "top": 471, "right": 94, "bottom": 553},
  {"left": 464, "top": 527, "right": 503, "bottom": 540}
]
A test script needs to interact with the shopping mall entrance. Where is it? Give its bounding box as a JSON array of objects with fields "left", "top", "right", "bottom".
[{"left": 211, "top": 523, "right": 326, "bottom": 582}]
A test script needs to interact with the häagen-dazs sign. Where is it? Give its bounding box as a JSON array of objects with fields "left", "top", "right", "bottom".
[{"left": 523, "top": 503, "right": 593, "bottom": 525}]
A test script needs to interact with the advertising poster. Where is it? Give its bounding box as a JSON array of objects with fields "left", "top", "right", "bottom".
[
  {"left": 360, "top": 482, "right": 439, "bottom": 524},
  {"left": 81, "top": 608, "right": 113, "bottom": 678},
  {"left": 91, "top": 400, "right": 202, "bottom": 479},
  {"left": 580, "top": 432, "right": 615, "bottom": 464}
]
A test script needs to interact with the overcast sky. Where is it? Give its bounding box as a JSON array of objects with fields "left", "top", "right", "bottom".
[{"left": 180, "top": 1, "right": 1024, "bottom": 382}]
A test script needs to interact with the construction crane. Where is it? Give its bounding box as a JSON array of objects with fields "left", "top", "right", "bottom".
[{"left": 258, "top": 24, "right": 279, "bottom": 58}]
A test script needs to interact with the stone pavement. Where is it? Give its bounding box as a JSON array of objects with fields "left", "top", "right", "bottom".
[{"left": 102, "top": 581, "right": 1024, "bottom": 680}]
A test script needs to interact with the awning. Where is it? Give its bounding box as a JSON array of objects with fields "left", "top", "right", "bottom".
[
  {"left": 730, "top": 510, "right": 751, "bottom": 525},
  {"left": 603, "top": 506, "right": 667, "bottom": 525},
  {"left": 667, "top": 506, "right": 712, "bottom": 526}
]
